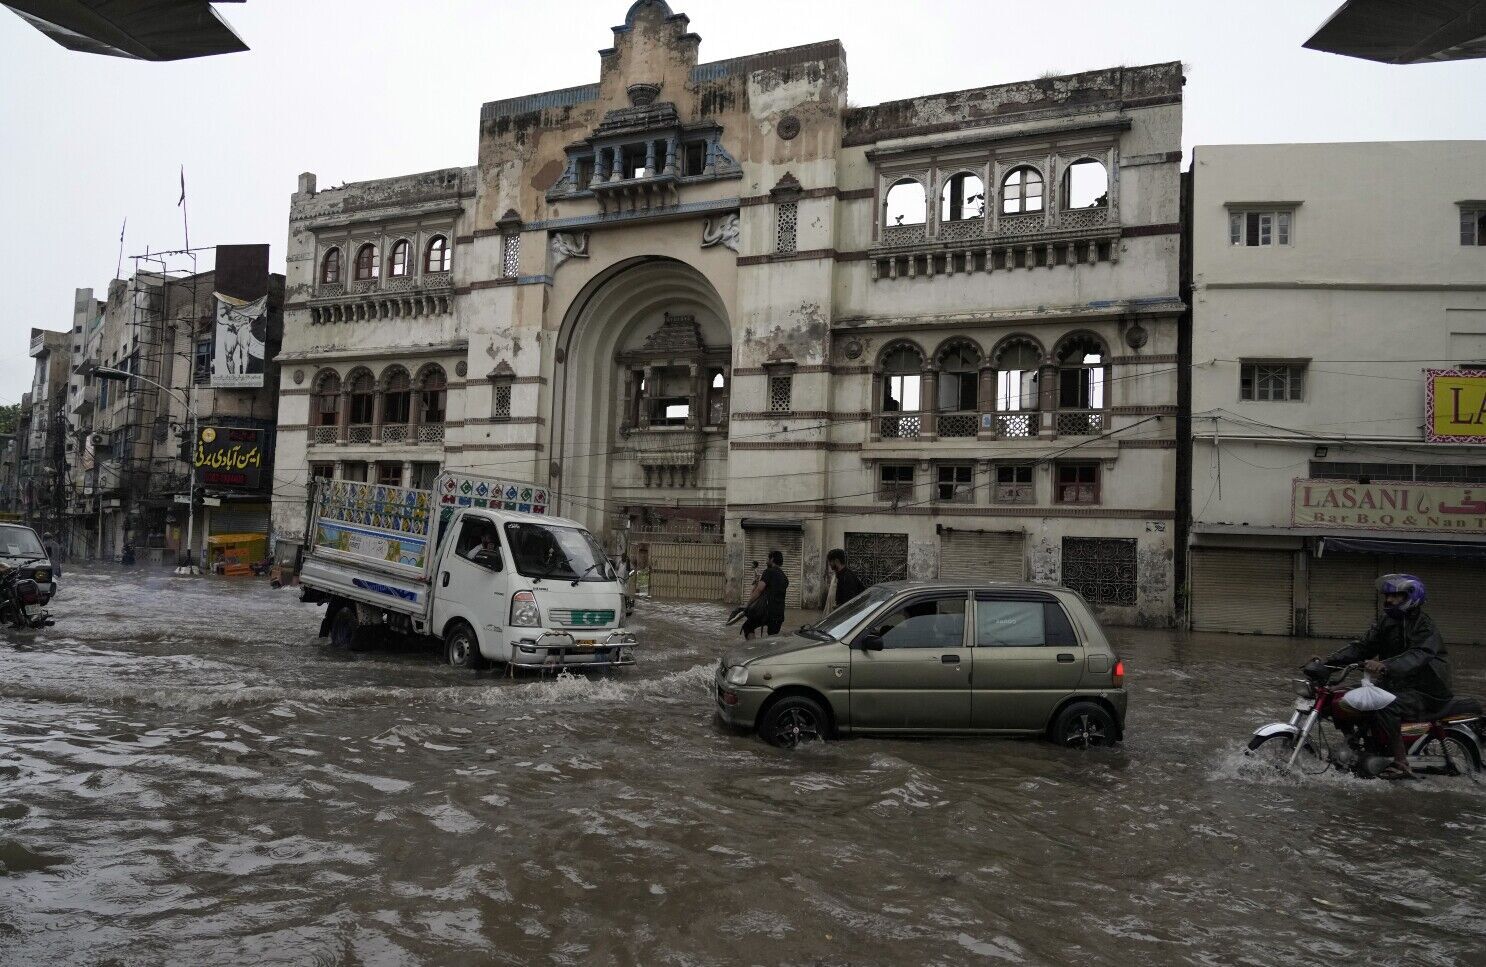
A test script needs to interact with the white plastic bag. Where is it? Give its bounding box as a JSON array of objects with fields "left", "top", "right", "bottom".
[{"left": 1341, "top": 674, "right": 1396, "bottom": 712}]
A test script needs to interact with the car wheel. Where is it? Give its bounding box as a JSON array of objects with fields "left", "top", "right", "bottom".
[
  {"left": 445, "top": 622, "right": 486, "bottom": 671},
  {"left": 760, "top": 695, "right": 828, "bottom": 748},
  {"left": 1051, "top": 701, "right": 1119, "bottom": 749}
]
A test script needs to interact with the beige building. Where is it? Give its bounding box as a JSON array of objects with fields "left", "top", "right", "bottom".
[
  {"left": 272, "top": 1, "right": 1185, "bottom": 623},
  {"left": 1188, "top": 141, "right": 1486, "bottom": 642}
]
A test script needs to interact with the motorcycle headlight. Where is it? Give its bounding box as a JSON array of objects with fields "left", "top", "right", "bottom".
[
  {"left": 725, "top": 665, "right": 749, "bottom": 687},
  {"left": 1291, "top": 679, "right": 1314, "bottom": 698},
  {"left": 510, "top": 590, "right": 541, "bottom": 628}
]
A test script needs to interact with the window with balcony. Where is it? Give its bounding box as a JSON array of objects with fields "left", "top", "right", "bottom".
[
  {"left": 936, "top": 343, "right": 982, "bottom": 438},
  {"left": 388, "top": 239, "right": 410, "bottom": 277},
  {"left": 1001, "top": 166, "right": 1044, "bottom": 214},
  {"left": 994, "top": 464, "right": 1035, "bottom": 504},
  {"left": 425, "top": 235, "right": 451, "bottom": 273},
  {"left": 706, "top": 369, "right": 729, "bottom": 427},
  {"left": 935, "top": 463, "right": 974, "bottom": 503},
  {"left": 940, "top": 172, "right": 985, "bottom": 222},
  {"left": 312, "top": 371, "right": 340, "bottom": 430},
  {"left": 419, "top": 367, "right": 447, "bottom": 425},
  {"left": 1056, "top": 335, "right": 1107, "bottom": 436},
  {"left": 321, "top": 247, "right": 341, "bottom": 284},
  {"left": 683, "top": 141, "right": 707, "bottom": 175},
  {"left": 1229, "top": 210, "right": 1292, "bottom": 246},
  {"left": 354, "top": 244, "right": 378, "bottom": 280},
  {"left": 880, "top": 345, "right": 924, "bottom": 439},
  {"left": 647, "top": 366, "right": 692, "bottom": 427},
  {"left": 1055, "top": 462, "right": 1099, "bottom": 504},
  {"left": 1063, "top": 159, "right": 1108, "bottom": 209},
  {"left": 348, "top": 372, "right": 375, "bottom": 426},
  {"left": 879, "top": 463, "right": 915, "bottom": 502},
  {"left": 1240, "top": 361, "right": 1306, "bottom": 401},
  {"left": 382, "top": 368, "right": 411, "bottom": 442},
  {"left": 884, "top": 178, "right": 927, "bottom": 227}
]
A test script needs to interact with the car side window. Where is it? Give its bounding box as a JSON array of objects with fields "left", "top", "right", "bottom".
[
  {"left": 867, "top": 596, "right": 966, "bottom": 649},
  {"left": 454, "top": 519, "right": 498, "bottom": 561},
  {"left": 975, "top": 598, "right": 1079, "bottom": 647}
]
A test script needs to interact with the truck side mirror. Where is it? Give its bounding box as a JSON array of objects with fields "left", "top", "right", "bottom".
[{"left": 473, "top": 549, "right": 503, "bottom": 572}]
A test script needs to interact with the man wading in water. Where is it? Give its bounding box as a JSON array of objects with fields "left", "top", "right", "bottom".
[{"left": 741, "top": 550, "right": 789, "bottom": 640}]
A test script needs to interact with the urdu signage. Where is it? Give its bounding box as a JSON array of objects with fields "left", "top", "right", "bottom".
[
  {"left": 194, "top": 425, "right": 267, "bottom": 489},
  {"left": 1292, "top": 478, "right": 1486, "bottom": 535},
  {"left": 1425, "top": 369, "right": 1486, "bottom": 443}
]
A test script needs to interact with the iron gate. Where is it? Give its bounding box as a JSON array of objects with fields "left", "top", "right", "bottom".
[{"left": 844, "top": 532, "right": 909, "bottom": 588}]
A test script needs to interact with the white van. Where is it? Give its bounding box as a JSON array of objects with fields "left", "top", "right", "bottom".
[{"left": 298, "top": 476, "right": 636, "bottom": 671}]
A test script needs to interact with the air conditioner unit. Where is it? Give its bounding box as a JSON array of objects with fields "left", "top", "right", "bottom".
[{"left": 90, "top": 433, "right": 105, "bottom": 445}]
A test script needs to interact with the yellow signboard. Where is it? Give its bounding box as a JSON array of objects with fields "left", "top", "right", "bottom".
[
  {"left": 1293, "top": 479, "right": 1486, "bottom": 534},
  {"left": 1426, "top": 369, "right": 1486, "bottom": 443}
]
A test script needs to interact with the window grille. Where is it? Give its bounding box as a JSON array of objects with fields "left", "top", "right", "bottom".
[
  {"left": 776, "top": 202, "right": 798, "bottom": 255},
  {"left": 502, "top": 234, "right": 521, "bottom": 277},
  {"left": 768, "top": 375, "right": 792, "bottom": 413},
  {"left": 493, "top": 384, "right": 512, "bottom": 419}
]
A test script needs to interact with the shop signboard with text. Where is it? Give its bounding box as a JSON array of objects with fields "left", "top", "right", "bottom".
[
  {"left": 194, "top": 426, "right": 268, "bottom": 489},
  {"left": 1292, "top": 478, "right": 1486, "bottom": 534},
  {"left": 1425, "top": 369, "right": 1486, "bottom": 443}
]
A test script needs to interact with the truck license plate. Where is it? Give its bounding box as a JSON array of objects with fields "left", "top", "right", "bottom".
[{"left": 575, "top": 639, "right": 596, "bottom": 649}]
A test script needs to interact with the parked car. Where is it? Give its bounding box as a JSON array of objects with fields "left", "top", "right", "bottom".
[
  {"left": 0, "top": 523, "right": 58, "bottom": 604},
  {"left": 714, "top": 581, "right": 1126, "bottom": 747}
]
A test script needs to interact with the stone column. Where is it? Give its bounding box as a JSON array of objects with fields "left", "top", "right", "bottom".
[
  {"left": 920, "top": 369, "right": 938, "bottom": 440},
  {"left": 609, "top": 145, "right": 624, "bottom": 183},
  {"left": 977, "top": 366, "right": 996, "bottom": 440},
  {"left": 401, "top": 461, "right": 413, "bottom": 488},
  {"left": 371, "top": 389, "right": 385, "bottom": 446},
  {"left": 663, "top": 138, "right": 678, "bottom": 177},
  {"left": 336, "top": 390, "right": 350, "bottom": 445},
  {"left": 645, "top": 140, "right": 657, "bottom": 178},
  {"left": 637, "top": 366, "right": 654, "bottom": 428},
  {"left": 590, "top": 149, "right": 607, "bottom": 189},
  {"left": 688, "top": 364, "right": 703, "bottom": 430},
  {"left": 408, "top": 386, "right": 422, "bottom": 444},
  {"left": 1038, "top": 363, "right": 1058, "bottom": 436}
]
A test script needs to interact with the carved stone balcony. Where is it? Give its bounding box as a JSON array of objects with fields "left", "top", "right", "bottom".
[
  {"left": 938, "top": 412, "right": 978, "bottom": 438},
  {"left": 1055, "top": 410, "right": 1107, "bottom": 437}
]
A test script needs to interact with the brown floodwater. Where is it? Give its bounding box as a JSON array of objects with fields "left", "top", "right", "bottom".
[{"left": 1, "top": 568, "right": 1484, "bottom": 966}]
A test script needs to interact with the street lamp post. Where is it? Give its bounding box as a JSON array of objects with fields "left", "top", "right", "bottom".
[{"left": 93, "top": 366, "right": 198, "bottom": 573}]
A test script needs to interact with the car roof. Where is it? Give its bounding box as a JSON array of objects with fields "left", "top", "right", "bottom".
[{"left": 870, "top": 579, "right": 1072, "bottom": 594}]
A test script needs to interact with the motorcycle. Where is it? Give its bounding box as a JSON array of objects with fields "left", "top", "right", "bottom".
[
  {"left": 0, "top": 557, "right": 56, "bottom": 629},
  {"left": 1246, "top": 661, "right": 1483, "bottom": 780}
]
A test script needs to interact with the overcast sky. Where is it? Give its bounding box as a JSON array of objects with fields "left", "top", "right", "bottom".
[{"left": 1, "top": 0, "right": 1481, "bottom": 401}]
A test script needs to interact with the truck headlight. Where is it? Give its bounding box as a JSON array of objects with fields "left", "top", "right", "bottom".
[
  {"left": 510, "top": 590, "right": 541, "bottom": 628},
  {"left": 725, "top": 665, "right": 749, "bottom": 687}
]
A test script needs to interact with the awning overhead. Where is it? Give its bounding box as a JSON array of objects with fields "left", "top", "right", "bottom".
[
  {"left": 1319, "top": 536, "right": 1486, "bottom": 560},
  {"left": 4, "top": 0, "right": 248, "bottom": 61},
  {"left": 1304, "top": 0, "right": 1486, "bottom": 64}
]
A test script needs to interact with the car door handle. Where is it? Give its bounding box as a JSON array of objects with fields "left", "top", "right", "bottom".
[
  {"left": 1057, "top": 653, "right": 1075, "bottom": 663},
  {"left": 941, "top": 654, "right": 960, "bottom": 664},
  {"left": 441, "top": 571, "right": 450, "bottom": 588}
]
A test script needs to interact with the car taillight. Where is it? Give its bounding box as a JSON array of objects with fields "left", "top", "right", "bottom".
[{"left": 1112, "top": 658, "right": 1125, "bottom": 687}]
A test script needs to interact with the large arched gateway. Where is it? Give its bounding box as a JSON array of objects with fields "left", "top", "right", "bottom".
[{"left": 551, "top": 257, "right": 732, "bottom": 598}]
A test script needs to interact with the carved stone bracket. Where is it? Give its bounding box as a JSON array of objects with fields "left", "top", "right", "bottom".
[
  {"left": 549, "top": 231, "right": 591, "bottom": 272},
  {"left": 701, "top": 212, "right": 740, "bottom": 253}
]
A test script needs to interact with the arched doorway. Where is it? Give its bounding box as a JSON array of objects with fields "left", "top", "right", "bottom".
[{"left": 551, "top": 257, "right": 732, "bottom": 598}]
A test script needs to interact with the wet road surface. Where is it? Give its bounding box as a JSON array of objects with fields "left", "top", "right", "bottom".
[{"left": 2, "top": 568, "right": 1484, "bottom": 965}]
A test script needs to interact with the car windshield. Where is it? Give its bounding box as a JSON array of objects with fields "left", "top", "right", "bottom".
[
  {"left": 812, "top": 585, "right": 896, "bottom": 640},
  {"left": 0, "top": 525, "right": 46, "bottom": 559},
  {"left": 502, "top": 521, "right": 613, "bottom": 582}
]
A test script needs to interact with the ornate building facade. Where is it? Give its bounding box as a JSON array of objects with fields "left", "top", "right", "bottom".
[{"left": 272, "top": 1, "right": 1185, "bottom": 624}]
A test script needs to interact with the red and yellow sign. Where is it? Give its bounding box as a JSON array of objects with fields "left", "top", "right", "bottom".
[
  {"left": 1293, "top": 479, "right": 1486, "bottom": 534},
  {"left": 1426, "top": 369, "right": 1486, "bottom": 443}
]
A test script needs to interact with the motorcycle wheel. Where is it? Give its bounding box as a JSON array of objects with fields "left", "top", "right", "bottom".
[
  {"left": 1245, "top": 731, "right": 1329, "bottom": 774},
  {"left": 1413, "top": 735, "right": 1481, "bottom": 782}
]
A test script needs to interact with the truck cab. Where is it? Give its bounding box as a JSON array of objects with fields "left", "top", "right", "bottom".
[{"left": 431, "top": 509, "right": 633, "bottom": 669}]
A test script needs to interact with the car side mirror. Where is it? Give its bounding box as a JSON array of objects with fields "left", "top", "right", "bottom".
[
  {"left": 473, "top": 549, "right": 503, "bottom": 572},
  {"left": 860, "top": 634, "right": 884, "bottom": 652}
]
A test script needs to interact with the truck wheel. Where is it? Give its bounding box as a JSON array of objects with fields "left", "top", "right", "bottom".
[
  {"left": 328, "top": 605, "right": 359, "bottom": 649},
  {"left": 445, "top": 622, "right": 486, "bottom": 671}
]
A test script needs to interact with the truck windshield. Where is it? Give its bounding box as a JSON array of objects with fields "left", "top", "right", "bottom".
[
  {"left": 502, "top": 522, "right": 613, "bottom": 582},
  {"left": 0, "top": 525, "right": 46, "bottom": 559}
]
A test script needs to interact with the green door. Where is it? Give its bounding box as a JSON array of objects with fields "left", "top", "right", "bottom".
[
  {"left": 970, "top": 594, "right": 1085, "bottom": 732},
  {"left": 849, "top": 593, "right": 971, "bottom": 732}
]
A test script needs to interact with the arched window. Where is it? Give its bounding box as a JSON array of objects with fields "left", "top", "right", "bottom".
[
  {"left": 347, "top": 372, "right": 375, "bottom": 425},
  {"left": 354, "top": 244, "right": 378, "bottom": 281},
  {"left": 995, "top": 343, "right": 1041, "bottom": 412},
  {"left": 1064, "top": 159, "right": 1108, "bottom": 209},
  {"left": 1056, "top": 336, "right": 1106, "bottom": 411},
  {"left": 937, "top": 344, "right": 981, "bottom": 412},
  {"left": 382, "top": 368, "right": 411, "bottom": 424},
  {"left": 312, "top": 371, "right": 341, "bottom": 426},
  {"left": 321, "top": 248, "right": 341, "bottom": 284},
  {"left": 425, "top": 235, "right": 451, "bottom": 273},
  {"left": 388, "top": 239, "right": 410, "bottom": 277},
  {"left": 419, "top": 366, "right": 447, "bottom": 424},
  {"left": 883, "top": 178, "right": 927, "bottom": 227},
  {"left": 880, "top": 345, "right": 924, "bottom": 438},
  {"left": 940, "top": 172, "right": 985, "bottom": 222},
  {"left": 1001, "top": 166, "right": 1044, "bottom": 215}
]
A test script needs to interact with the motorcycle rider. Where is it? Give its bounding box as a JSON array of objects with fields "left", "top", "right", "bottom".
[{"left": 1315, "top": 574, "right": 1453, "bottom": 780}]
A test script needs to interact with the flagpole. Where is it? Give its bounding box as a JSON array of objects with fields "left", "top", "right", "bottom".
[
  {"left": 178, "top": 166, "right": 189, "bottom": 253},
  {"left": 116, "top": 217, "right": 126, "bottom": 279}
]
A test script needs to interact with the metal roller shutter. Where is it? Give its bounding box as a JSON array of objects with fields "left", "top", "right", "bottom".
[
  {"left": 208, "top": 502, "right": 271, "bottom": 536},
  {"left": 1308, "top": 554, "right": 1378, "bottom": 638},
  {"left": 1394, "top": 557, "right": 1482, "bottom": 646},
  {"left": 939, "top": 530, "right": 1025, "bottom": 582},
  {"left": 1191, "top": 549, "right": 1294, "bottom": 636},
  {"left": 745, "top": 527, "right": 803, "bottom": 608}
]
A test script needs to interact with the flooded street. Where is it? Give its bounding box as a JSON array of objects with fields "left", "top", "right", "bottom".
[{"left": 2, "top": 569, "right": 1484, "bottom": 966}]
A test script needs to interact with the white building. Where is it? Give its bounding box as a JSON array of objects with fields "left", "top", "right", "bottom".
[{"left": 1187, "top": 141, "right": 1486, "bottom": 643}]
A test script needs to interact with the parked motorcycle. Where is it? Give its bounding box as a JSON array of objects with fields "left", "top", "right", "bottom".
[
  {"left": 1247, "top": 661, "right": 1483, "bottom": 780},
  {"left": 0, "top": 557, "right": 56, "bottom": 629}
]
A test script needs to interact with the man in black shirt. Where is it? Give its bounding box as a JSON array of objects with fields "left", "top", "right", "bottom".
[
  {"left": 826, "top": 548, "right": 865, "bottom": 608},
  {"left": 742, "top": 550, "right": 789, "bottom": 639}
]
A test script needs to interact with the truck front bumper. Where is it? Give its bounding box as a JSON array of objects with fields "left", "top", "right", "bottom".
[{"left": 509, "top": 629, "right": 638, "bottom": 669}]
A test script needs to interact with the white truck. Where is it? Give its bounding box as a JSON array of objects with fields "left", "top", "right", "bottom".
[{"left": 298, "top": 472, "right": 636, "bottom": 671}]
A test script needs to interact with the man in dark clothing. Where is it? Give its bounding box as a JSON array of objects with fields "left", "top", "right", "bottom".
[
  {"left": 742, "top": 550, "right": 789, "bottom": 639},
  {"left": 826, "top": 548, "right": 865, "bottom": 608},
  {"left": 1320, "top": 573, "right": 1452, "bottom": 780}
]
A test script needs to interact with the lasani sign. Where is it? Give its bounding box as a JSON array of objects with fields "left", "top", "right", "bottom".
[
  {"left": 1292, "top": 479, "right": 1486, "bottom": 534},
  {"left": 1426, "top": 369, "right": 1486, "bottom": 443}
]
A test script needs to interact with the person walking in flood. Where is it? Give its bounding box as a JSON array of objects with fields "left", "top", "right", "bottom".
[
  {"left": 742, "top": 550, "right": 788, "bottom": 639},
  {"left": 826, "top": 548, "right": 864, "bottom": 608}
]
